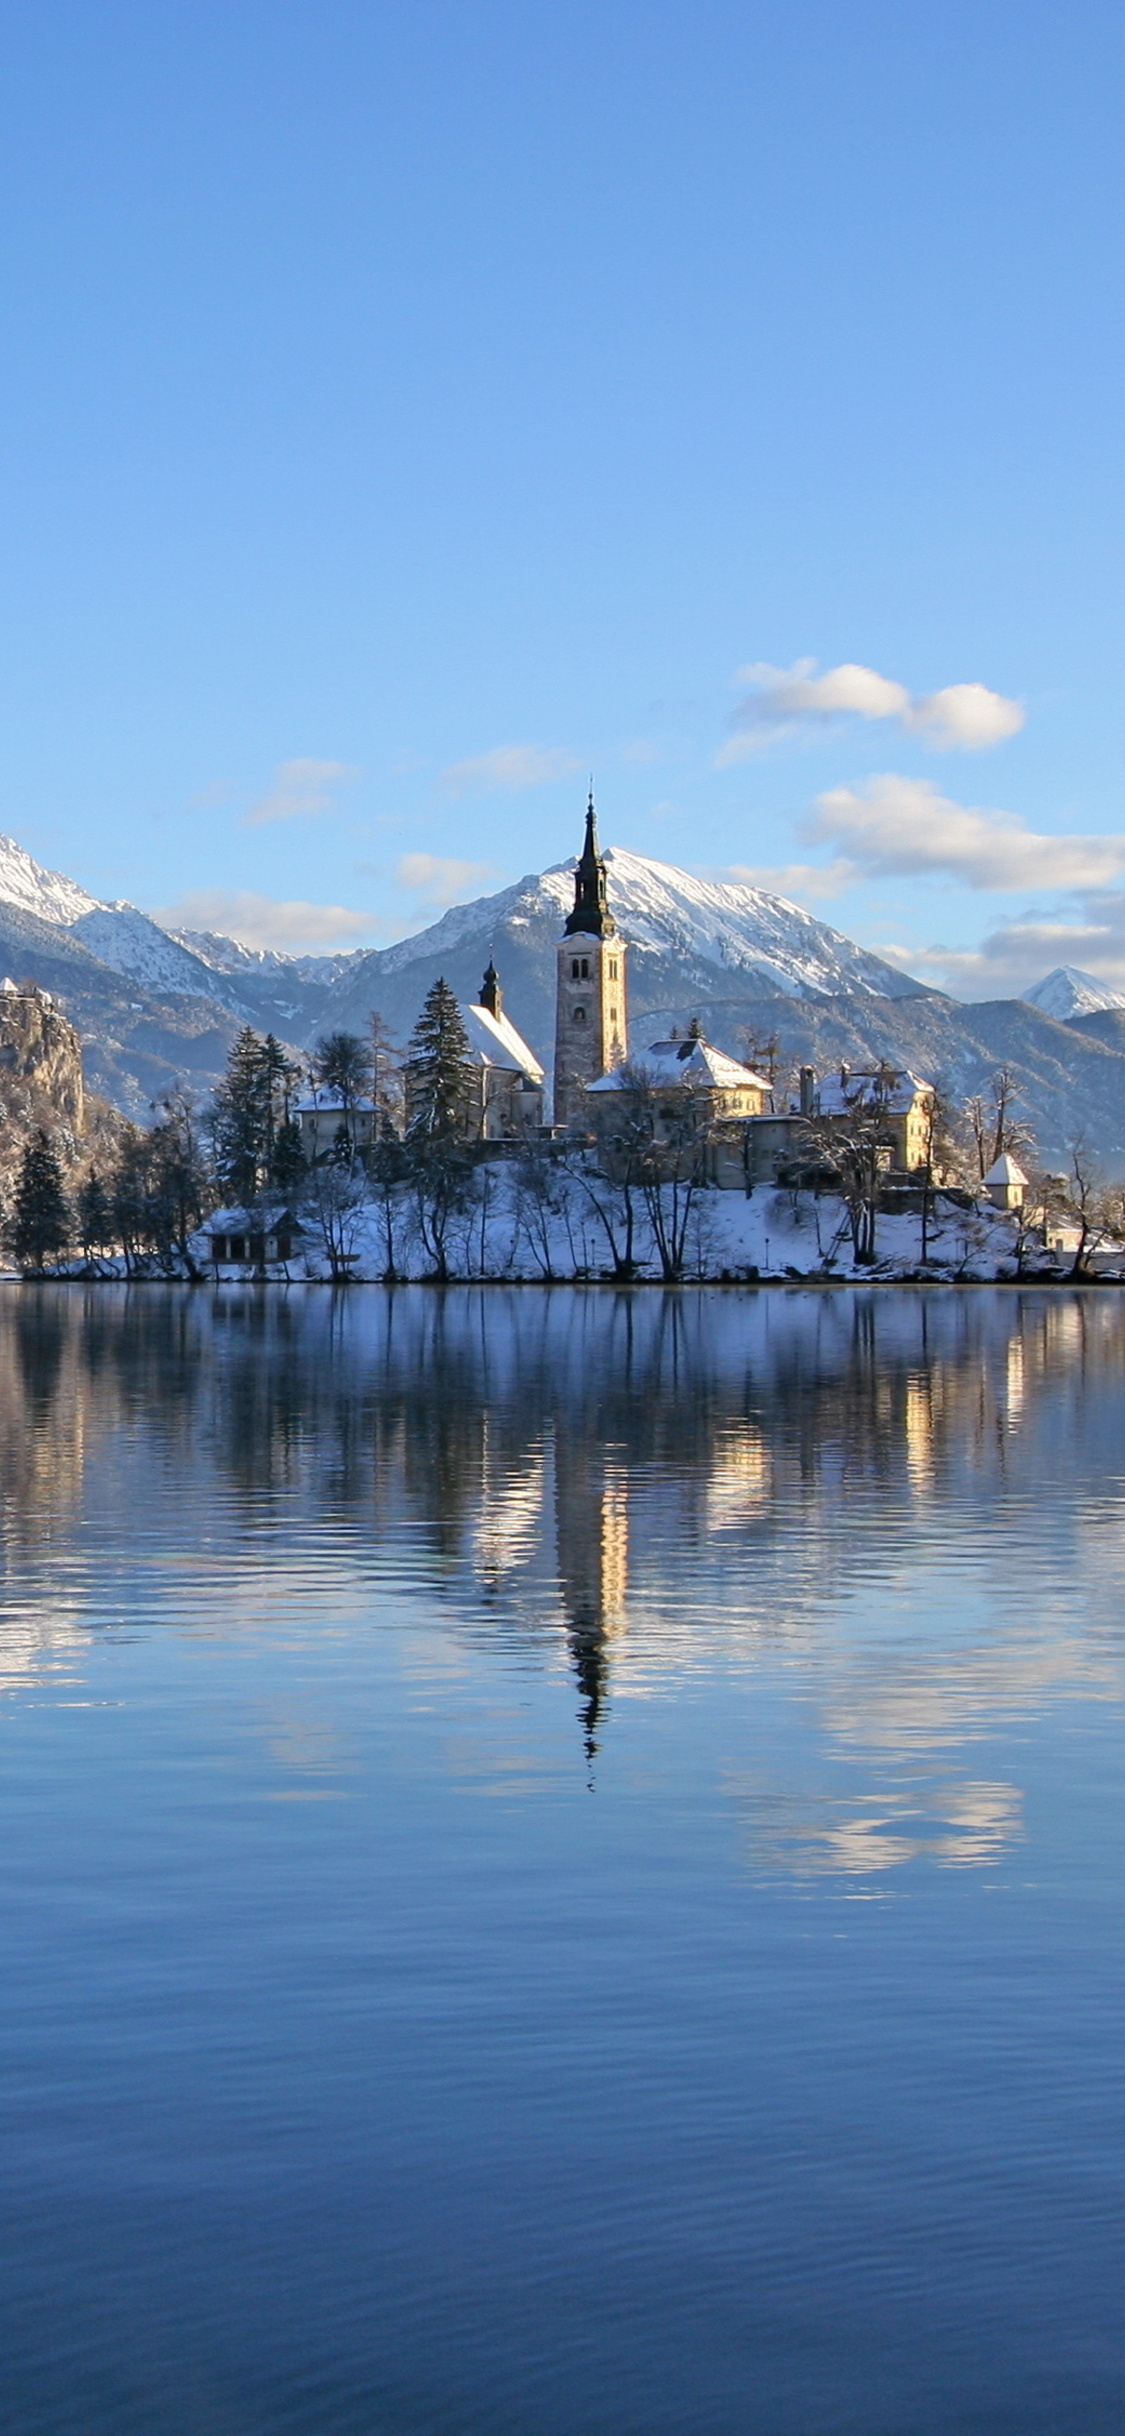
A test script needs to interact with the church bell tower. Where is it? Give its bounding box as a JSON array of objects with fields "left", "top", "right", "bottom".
[{"left": 553, "top": 791, "right": 628, "bottom": 1128}]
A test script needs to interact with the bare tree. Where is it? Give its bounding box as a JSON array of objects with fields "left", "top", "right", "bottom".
[
  {"left": 632, "top": 1080, "right": 711, "bottom": 1281},
  {"left": 798, "top": 1091, "right": 890, "bottom": 1264},
  {"left": 1063, "top": 1138, "right": 1106, "bottom": 1279},
  {"left": 306, "top": 1160, "right": 368, "bottom": 1281},
  {"left": 965, "top": 1069, "right": 1036, "bottom": 1182}
]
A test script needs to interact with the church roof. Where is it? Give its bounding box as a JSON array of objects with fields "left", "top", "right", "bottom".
[
  {"left": 587, "top": 1036, "right": 771, "bottom": 1093},
  {"left": 461, "top": 1000, "right": 544, "bottom": 1081},
  {"left": 814, "top": 1067, "right": 931, "bottom": 1117}
]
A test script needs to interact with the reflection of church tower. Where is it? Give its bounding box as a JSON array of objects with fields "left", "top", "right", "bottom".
[
  {"left": 554, "top": 1432, "right": 630, "bottom": 1767},
  {"left": 553, "top": 791, "right": 628, "bottom": 1129}
]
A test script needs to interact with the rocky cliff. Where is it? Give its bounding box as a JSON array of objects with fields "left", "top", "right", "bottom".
[{"left": 0, "top": 980, "right": 85, "bottom": 1135}]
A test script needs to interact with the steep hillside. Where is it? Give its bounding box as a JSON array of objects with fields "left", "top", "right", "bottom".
[{"left": 319, "top": 848, "right": 925, "bottom": 1048}]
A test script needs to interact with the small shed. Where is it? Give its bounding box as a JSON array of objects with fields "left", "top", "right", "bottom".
[
  {"left": 205, "top": 1207, "right": 307, "bottom": 1267},
  {"left": 983, "top": 1153, "right": 1028, "bottom": 1212}
]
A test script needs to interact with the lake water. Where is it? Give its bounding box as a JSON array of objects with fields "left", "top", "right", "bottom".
[{"left": 1, "top": 1285, "right": 1123, "bottom": 2435}]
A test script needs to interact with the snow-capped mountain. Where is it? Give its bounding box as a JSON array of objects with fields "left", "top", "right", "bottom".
[
  {"left": 70, "top": 903, "right": 242, "bottom": 1000},
  {"left": 357, "top": 847, "right": 926, "bottom": 1003},
  {"left": 0, "top": 832, "right": 99, "bottom": 926},
  {"left": 3, "top": 823, "right": 1125, "bottom": 1162},
  {"left": 172, "top": 928, "right": 365, "bottom": 988},
  {"left": 1022, "top": 966, "right": 1125, "bottom": 1021}
]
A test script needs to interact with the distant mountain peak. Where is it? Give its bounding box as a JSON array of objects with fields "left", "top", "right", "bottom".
[
  {"left": 1022, "top": 965, "right": 1125, "bottom": 1021},
  {"left": 0, "top": 832, "right": 99, "bottom": 927},
  {"left": 369, "top": 845, "right": 927, "bottom": 1003}
]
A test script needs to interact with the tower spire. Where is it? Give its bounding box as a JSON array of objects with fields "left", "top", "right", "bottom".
[{"left": 564, "top": 784, "right": 615, "bottom": 939}]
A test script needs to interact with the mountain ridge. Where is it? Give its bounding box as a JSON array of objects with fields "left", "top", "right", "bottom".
[{"left": 0, "top": 828, "right": 1122, "bottom": 1163}]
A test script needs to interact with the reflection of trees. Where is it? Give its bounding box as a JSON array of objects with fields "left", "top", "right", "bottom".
[{"left": 1, "top": 1284, "right": 1124, "bottom": 1866}]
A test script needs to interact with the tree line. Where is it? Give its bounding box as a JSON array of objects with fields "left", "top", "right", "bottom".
[{"left": 5, "top": 991, "right": 1124, "bottom": 1279}]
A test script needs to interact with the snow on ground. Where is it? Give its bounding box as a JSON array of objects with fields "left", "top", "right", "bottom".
[{"left": 180, "top": 1170, "right": 1097, "bottom": 1286}]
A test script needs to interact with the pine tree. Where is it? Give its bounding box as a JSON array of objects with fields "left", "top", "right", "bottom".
[
  {"left": 208, "top": 1027, "right": 272, "bottom": 1201},
  {"left": 77, "top": 1167, "right": 114, "bottom": 1262},
  {"left": 270, "top": 1114, "right": 306, "bottom": 1192},
  {"left": 405, "top": 979, "right": 473, "bottom": 1144},
  {"left": 11, "top": 1131, "right": 71, "bottom": 1273}
]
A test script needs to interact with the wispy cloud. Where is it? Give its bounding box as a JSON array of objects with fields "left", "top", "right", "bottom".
[
  {"left": 243, "top": 757, "right": 360, "bottom": 828},
  {"left": 440, "top": 744, "right": 579, "bottom": 796},
  {"left": 154, "top": 888, "right": 381, "bottom": 953},
  {"left": 718, "top": 857, "right": 858, "bottom": 905},
  {"left": 717, "top": 660, "right": 1024, "bottom": 762},
  {"left": 396, "top": 853, "right": 500, "bottom": 907},
  {"left": 804, "top": 774, "right": 1125, "bottom": 892},
  {"left": 875, "top": 899, "right": 1125, "bottom": 1002}
]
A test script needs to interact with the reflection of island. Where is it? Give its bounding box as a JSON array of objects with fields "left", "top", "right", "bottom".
[{"left": 1, "top": 1284, "right": 1123, "bottom": 1875}]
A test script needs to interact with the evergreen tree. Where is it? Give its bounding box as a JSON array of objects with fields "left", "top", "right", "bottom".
[
  {"left": 208, "top": 1026, "right": 269, "bottom": 1201},
  {"left": 270, "top": 1114, "right": 306, "bottom": 1192},
  {"left": 11, "top": 1131, "right": 71, "bottom": 1273},
  {"left": 77, "top": 1167, "right": 114, "bottom": 1262},
  {"left": 209, "top": 1029, "right": 304, "bottom": 1200},
  {"left": 405, "top": 979, "right": 473, "bottom": 1144}
]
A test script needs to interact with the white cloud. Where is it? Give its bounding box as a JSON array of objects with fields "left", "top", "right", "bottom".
[
  {"left": 154, "top": 889, "right": 381, "bottom": 953},
  {"left": 243, "top": 757, "right": 360, "bottom": 828},
  {"left": 396, "top": 853, "right": 500, "bottom": 907},
  {"left": 871, "top": 898, "right": 1125, "bottom": 1001},
  {"left": 805, "top": 774, "right": 1125, "bottom": 892},
  {"left": 718, "top": 659, "right": 1024, "bottom": 760},
  {"left": 719, "top": 857, "right": 858, "bottom": 904},
  {"left": 440, "top": 744, "right": 579, "bottom": 796},
  {"left": 907, "top": 683, "right": 1025, "bottom": 750}
]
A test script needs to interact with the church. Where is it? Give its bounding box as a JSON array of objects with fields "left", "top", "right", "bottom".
[{"left": 552, "top": 792, "right": 629, "bottom": 1128}]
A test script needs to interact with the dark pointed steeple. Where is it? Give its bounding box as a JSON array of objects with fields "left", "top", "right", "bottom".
[
  {"left": 564, "top": 788, "right": 616, "bottom": 939},
  {"left": 479, "top": 958, "right": 502, "bottom": 1018}
]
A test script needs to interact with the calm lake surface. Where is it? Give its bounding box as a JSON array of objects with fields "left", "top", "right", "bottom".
[{"left": 1, "top": 1285, "right": 1123, "bottom": 2435}]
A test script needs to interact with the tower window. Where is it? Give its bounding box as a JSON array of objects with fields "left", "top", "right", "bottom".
[
  {"left": 609, "top": 960, "right": 618, "bottom": 980},
  {"left": 572, "top": 1005, "right": 586, "bottom": 1024}
]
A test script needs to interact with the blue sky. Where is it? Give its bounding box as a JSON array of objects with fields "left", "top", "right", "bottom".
[{"left": 1, "top": 1, "right": 1123, "bottom": 994}]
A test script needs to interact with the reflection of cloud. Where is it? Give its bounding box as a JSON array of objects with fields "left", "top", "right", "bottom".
[{"left": 729, "top": 1775, "right": 1024, "bottom": 1878}]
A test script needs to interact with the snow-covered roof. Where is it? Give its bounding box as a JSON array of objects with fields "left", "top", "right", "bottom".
[
  {"left": 984, "top": 1153, "right": 1028, "bottom": 1185},
  {"left": 460, "top": 1001, "right": 544, "bottom": 1080},
  {"left": 587, "top": 1037, "right": 772, "bottom": 1093},
  {"left": 814, "top": 1068, "right": 932, "bottom": 1117},
  {"left": 294, "top": 1090, "right": 375, "bottom": 1115}
]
